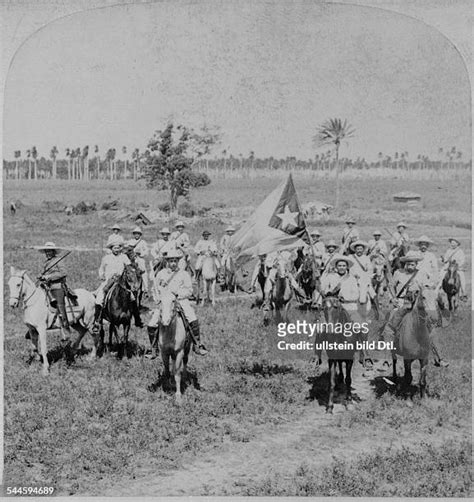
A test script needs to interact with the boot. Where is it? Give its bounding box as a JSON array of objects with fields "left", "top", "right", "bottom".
[
  {"left": 189, "top": 320, "right": 208, "bottom": 356},
  {"left": 133, "top": 302, "right": 144, "bottom": 328},
  {"left": 92, "top": 304, "right": 102, "bottom": 333},
  {"left": 145, "top": 326, "right": 159, "bottom": 359}
]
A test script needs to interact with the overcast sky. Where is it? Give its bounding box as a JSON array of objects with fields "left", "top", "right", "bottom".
[{"left": 2, "top": 1, "right": 471, "bottom": 161}]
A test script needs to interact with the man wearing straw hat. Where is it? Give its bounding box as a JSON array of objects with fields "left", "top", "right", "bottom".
[
  {"left": 415, "top": 235, "right": 438, "bottom": 288},
  {"left": 350, "top": 240, "right": 375, "bottom": 307},
  {"left": 170, "top": 221, "right": 191, "bottom": 271},
  {"left": 341, "top": 217, "right": 360, "bottom": 255},
  {"left": 195, "top": 230, "right": 221, "bottom": 273},
  {"left": 36, "top": 242, "right": 73, "bottom": 341},
  {"left": 440, "top": 238, "right": 467, "bottom": 300},
  {"left": 368, "top": 230, "right": 388, "bottom": 259},
  {"left": 390, "top": 222, "right": 410, "bottom": 249},
  {"left": 380, "top": 251, "right": 448, "bottom": 367},
  {"left": 320, "top": 240, "right": 339, "bottom": 276},
  {"left": 305, "top": 228, "right": 326, "bottom": 259},
  {"left": 93, "top": 237, "right": 131, "bottom": 330},
  {"left": 219, "top": 225, "right": 236, "bottom": 276},
  {"left": 150, "top": 227, "right": 174, "bottom": 271},
  {"left": 147, "top": 248, "right": 208, "bottom": 358},
  {"left": 128, "top": 226, "right": 149, "bottom": 260},
  {"left": 105, "top": 224, "right": 125, "bottom": 254}
]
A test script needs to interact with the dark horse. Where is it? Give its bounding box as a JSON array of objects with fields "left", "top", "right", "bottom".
[
  {"left": 315, "top": 296, "right": 358, "bottom": 413},
  {"left": 100, "top": 264, "right": 142, "bottom": 358},
  {"left": 388, "top": 288, "right": 432, "bottom": 397},
  {"left": 442, "top": 262, "right": 461, "bottom": 317},
  {"left": 295, "top": 254, "right": 321, "bottom": 308}
]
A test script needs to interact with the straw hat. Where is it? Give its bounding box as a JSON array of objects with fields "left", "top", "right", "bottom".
[
  {"left": 329, "top": 254, "right": 354, "bottom": 269},
  {"left": 396, "top": 222, "right": 408, "bottom": 228},
  {"left": 36, "top": 241, "right": 60, "bottom": 252},
  {"left": 202, "top": 230, "right": 211, "bottom": 236},
  {"left": 325, "top": 239, "right": 339, "bottom": 250},
  {"left": 161, "top": 227, "right": 171, "bottom": 234},
  {"left": 345, "top": 217, "right": 356, "bottom": 224},
  {"left": 175, "top": 220, "right": 185, "bottom": 228},
  {"left": 225, "top": 225, "right": 236, "bottom": 232},
  {"left": 373, "top": 229, "right": 382, "bottom": 236},
  {"left": 448, "top": 237, "right": 460, "bottom": 245},
  {"left": 111, "top": 224, "right": 121, "bottom": 231},
  {"left": 350, "top": 240, "right": 369, "bottom": 252},
  {"left": 106, "top": 236, "right": 124, "bottom": 249},
  {"left": 310, "top": 228, "right": 321, "bottom": 236},
  {"left": 414, "top": 235, "right": 434, "bottom": 246},
  {"left": 166, "top": 248, "right": 183, "bottom": 259},
  {"left": 132, "top": 226, "right": 143, "bottom": 234},
  {"left": 400, "top": 251, "right": 423, "bottom": 263}
]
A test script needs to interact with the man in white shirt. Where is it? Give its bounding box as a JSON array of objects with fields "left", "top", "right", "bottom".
[{"left": 440, "top": 238, "right": 468, "bottom": 300}]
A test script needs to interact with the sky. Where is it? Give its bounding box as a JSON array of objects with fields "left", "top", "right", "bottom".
[{"left": 1, "top": 0, "right": 471, "bottom": 161}]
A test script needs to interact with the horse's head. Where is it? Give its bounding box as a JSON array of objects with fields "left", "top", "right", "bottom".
[
  {"left": 8, "top": 266, "right": 27, "bottom": 308},
  {"left": 122, "top": 264, "right": 142, "bottom": 294},
  {"left": 160, "top": 289, "right": 177, "bottom": 326}
]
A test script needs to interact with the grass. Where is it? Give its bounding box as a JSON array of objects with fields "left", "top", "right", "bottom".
[
  {"left": 244, "top": 440, "right": 472, "bottom": 496},
  {"left": 2, "top": 175, "right": 472, "bottom": 495}
]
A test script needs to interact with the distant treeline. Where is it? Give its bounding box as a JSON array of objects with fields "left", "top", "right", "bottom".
[{"left": 3, "top": 151, "right": 471, "bottom": 180}]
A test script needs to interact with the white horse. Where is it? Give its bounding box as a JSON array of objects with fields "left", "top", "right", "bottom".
[
  {"left": 158, "top": 290, "right": 191, "bottom": 405},
  {"left": 197, "top": 252, "right": 218, "bottom": 306},
  {"left": 8, "top": 266, "right": 97, "bottom": 375}
]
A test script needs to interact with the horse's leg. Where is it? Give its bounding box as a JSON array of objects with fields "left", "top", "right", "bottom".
[
  {"left": 174, "top": 350, "right": 184, "bottom": 405},
  {"left": 27, "top": 327, "right": 41, "bottom": 364},
  {"left": 211, "top": 279, "right": 216, "bottom": 306},
  {"left": 327, "top": 359, "right": 336, "bottom": 414},
  {"left": 37, "top": 325, "right": 49, "bottom": 375},
  {"left": 403, "top": 359, "right": 413, "bottom": 388},
  {"left": 336, "top": 360, "right": 344, "bottom": 386},
  {"left": 345, "top": 360, "right": 354, "bottom": 407},
  {"left": 419, "top": 358, "right": 427, "bottom": 398},
  {"left": 392, "top": 351, "right": 397, "bottom": 380}
]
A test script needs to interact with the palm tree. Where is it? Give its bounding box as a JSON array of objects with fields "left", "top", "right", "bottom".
[
  {"left": 14, "top": 150, "right": 21, "bottom": 179},
  {"left": 50, "top": 146, "right": 58, "bottom": 179},
  {"left": 31, "top": 146, "right": 38, "bottom": 179},
  {"left": 122, "top": 146, "right": 128, "bottom": 178},
  {"left": 74, "top": 147, "right": 81, "bottom": 179},
  {"left": 65, "top": 148, "right": 71, "bottom": 180},
  {"left": 132, "top": 148, "right": 140, "bottom": 181},
  {"left": 94, "top": 145, "right": 100, "bottom": 179},
  {"left": 313, "top": 118, "right": 355, "bottom": 208},
  {"left": 82, "top": 146, "right": 89, "bottom": 180}
]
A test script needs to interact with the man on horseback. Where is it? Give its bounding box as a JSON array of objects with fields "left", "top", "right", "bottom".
[
  {"left": 123, "top": 243, "right": 148, "bottom": 297},
  {"left": 195, "top": 230, "right": 220, "bottom": 274},
  {"left": 305, "top": 229, "right": 326, "bottom": 259},
  {"left": 440, "top": 238, "right": 467, "bottom": 301},
  {"left": 219, "top": 225, "right": 236, "bottom": 278},
  {"left": 415, "top": 236, "right": 438, "bottom": 286},
  {"left": 147, "top": 248, "right": 208, "bottom": 357},
  {"left": 341, "top": 218, "right": 359, "bottom": 255},
  {"left": 320, "top": 240, "right": 339, "bottom": 276},
  {"left": 36, "top": 242, "right": 74, "bottom": 341},
  {"left": 105, "top": 224, "right": 125, "bottom": 254},
  {"left": 150, "top": 227, "right": 174, "bottom": 271},
  {"left": 170, "top": 220, "right": 191, "bottom": 271},
  {"left": 368, "top": 230, "right": 388, "bottom": 259},
  {"left": 93, "top": 239, "right": 143, "bottom": 330},
  {"left": 128, "top": 226, "right": 149, "bottom": 260},
  {"left": 380, "top": 251, "right": 448, "bottom": 367},
  {"left": 350, "top": 240, "right": 375, "bottom": 309}
]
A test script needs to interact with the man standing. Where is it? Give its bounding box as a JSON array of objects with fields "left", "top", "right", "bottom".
[
  {"left": 350, "top": 240, "right": 375, "bottom": 306},
  {"left": 341, "top": 218, "right": 360, "bottom": 255},
  {"left": 37, "top": 242, "right": 72, "bottom": 341},
  {"left": 219, "top": 225, "right": 236, "bottom": 274},
  {"left": 147, "top": 248, "right": 208, "bottom": 358}
]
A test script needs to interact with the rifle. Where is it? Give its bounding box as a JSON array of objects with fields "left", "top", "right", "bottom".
[{"left": 38, "top": 251, "right": 72, "bottom": 284}]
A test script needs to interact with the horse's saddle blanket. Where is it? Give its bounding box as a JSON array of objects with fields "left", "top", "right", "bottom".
[{"left": 47, "top": 304, "right": 82, "bottom": 328}]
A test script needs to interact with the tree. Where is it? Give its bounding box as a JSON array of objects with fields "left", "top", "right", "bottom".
[
  {"left": 14, "top": 150, "right": 21, "bottom": 179},
  {"left": 50, "top": 146, "right": 58, "bottom": 179},
  {"left": 94, "top": 145, "right": 100, "bottom": 179},
  {"left": 313, "top": 118, "right": 355, "bottom": 210},
  {"left": 132, "top": 148, "right": 140, "bottom": 180},
  {"left": 31, "top": 146, "right": 38, "bottom": 180},
  {"left": 143, "top": 123, "right": 219, "bottom": 211},
  {"left": 122, "top": 146, "right": 128, "bottom": 178},
  {"left": 65, "top": 148, "right": 71, "bottom": 180},
  {"left": 82, "top": 146, "right": 89, "bottom": 181}
]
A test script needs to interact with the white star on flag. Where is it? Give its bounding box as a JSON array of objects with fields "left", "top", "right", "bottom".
[{"left": 276, "top": 205, "right": 299, "bottom": 229}]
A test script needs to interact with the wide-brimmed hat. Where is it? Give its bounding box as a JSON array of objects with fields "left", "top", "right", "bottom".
[
  {"left": 166, "top": 248, "right": 183, "bottom": 259},
  {"left": 161, "top": 227, "right": 171, "bottom": 234},
  {"left": 345, "top": 217, "right": 356, "bottom": 224},
  {"left": 107, "top": 236, "right": 124, "bottom": 249},
  {"left": 325, "top": 239, "right": 339, "bottom": 249},
  {"left": 373, "top": 229, "right": 382, "bottom": 236},
  {"left": 330, "top": 254, "right": 354, "bottom": 269},
  {"left": 310, "top": 228, "right": 321, "bottom": 236},
  {"left": 396, "top": 221, "right": 408, "bottom": 228},
  {"left": 132, "top": 226, "right": 143, "bottom": 234},
  {"left": 350, "top": 240, "right": 369, "bottom": 251},
  {"left": 175, "top": 220, "right": 185, "bottom": 228},
  {"left": 202, "top": 230, "right": 211, "bottom": 236},
  {"left": 400, "top": 251, "right": 422, "bottom": 263},
  {"left": 414, "top": 235, "right": 433, "bottom": 246},
  {"left": 448, "top": 237, "right": 461, "bottom": 245},
  {"left": 225, "top": 225, "right": 236, "bottom": 232},
  {"left": 36, "top": 241, "right": 60, "bottom": 252},
  {"left": 111, "top": 224, "right": 121, "bottom": 231}
]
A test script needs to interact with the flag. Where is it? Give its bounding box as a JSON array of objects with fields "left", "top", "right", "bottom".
[{"left": 229, "top": 174, "right": 309, "bottom": 262}]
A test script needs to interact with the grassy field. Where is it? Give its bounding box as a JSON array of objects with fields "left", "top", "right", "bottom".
[{"left": 2, "top": 173, "right": 472, "bottom": 496}]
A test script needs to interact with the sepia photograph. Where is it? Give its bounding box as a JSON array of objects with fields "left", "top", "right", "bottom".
[{"left": 2, "top": 0, "right": 472, "bottom": 497}]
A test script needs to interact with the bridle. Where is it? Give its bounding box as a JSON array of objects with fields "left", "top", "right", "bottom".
[{"left": 10, "top": 272, "right": 37, "bottom": 308}]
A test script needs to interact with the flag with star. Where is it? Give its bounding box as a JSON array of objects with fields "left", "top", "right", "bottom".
[{"left": 229, "top": 174, "right": 309, "bottom": 262}]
